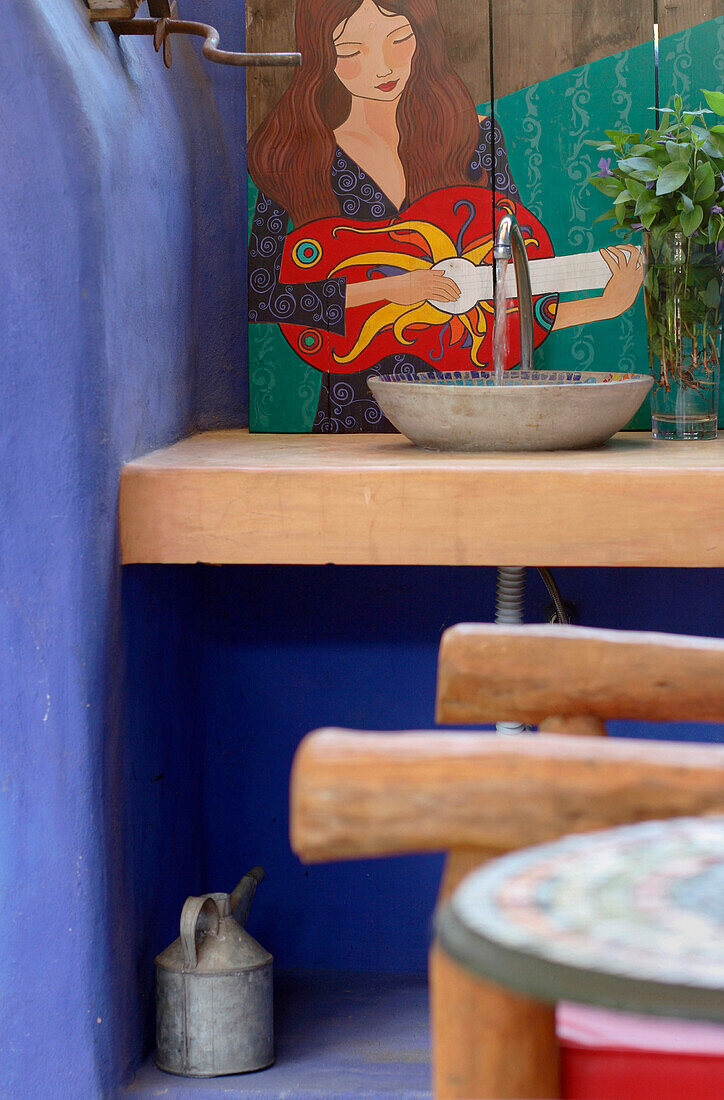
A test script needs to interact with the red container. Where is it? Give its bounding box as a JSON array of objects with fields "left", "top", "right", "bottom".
[{"left": 559, "top": 1004, "right": 724, "bottom": 1100}]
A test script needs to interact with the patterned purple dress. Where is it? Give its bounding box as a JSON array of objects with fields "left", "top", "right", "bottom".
[{"left": 248, "top": 117, "right": 522, "bottom": 432}]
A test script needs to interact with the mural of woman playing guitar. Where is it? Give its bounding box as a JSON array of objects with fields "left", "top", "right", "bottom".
[{"left": 248, "top": 0, "right": 644, "bottom": 432}]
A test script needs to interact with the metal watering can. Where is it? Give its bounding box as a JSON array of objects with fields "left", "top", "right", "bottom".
[{"left": 155, "top": 866, "right": 273, "bottom": 1077}]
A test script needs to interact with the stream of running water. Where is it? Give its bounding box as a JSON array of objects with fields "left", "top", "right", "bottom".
[{"left": 493, "top": 257, "right": 509, "bottom": 387}]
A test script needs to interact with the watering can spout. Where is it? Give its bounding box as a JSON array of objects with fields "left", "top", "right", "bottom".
[{"left": 231, "top": 866, "right": 265, "bottom": 928}]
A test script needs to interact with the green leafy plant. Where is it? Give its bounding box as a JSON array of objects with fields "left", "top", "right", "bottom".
[
  {"left": 588, "top": 89, "right": 724, "bottom": 397},
  {"left": 589, "top": 89, "right": 724, "bottom": 240}
]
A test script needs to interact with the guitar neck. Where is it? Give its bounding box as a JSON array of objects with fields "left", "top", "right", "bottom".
[
  {"left": 471, "top": 250, "right": 618, "bottom": 300},
  {"left": 504, "top": 250, "right": 616, "bottom": 297}
]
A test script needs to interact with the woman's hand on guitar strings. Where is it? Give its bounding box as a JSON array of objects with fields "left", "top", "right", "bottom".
[
  {"left": 598, "top": 244, "right": 644, "bottom": 316},
  {"left": 549, "top": 243, "right": 644, "bottom": 331}
]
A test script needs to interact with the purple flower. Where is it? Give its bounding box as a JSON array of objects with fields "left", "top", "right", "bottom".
[
  {"left": 631, "top": 221, "right": 644, "bottom": 230},
  {"left": 712, "top": 205, "right": 724, "bottom": 215},
  {"left": 598, "top": 157, "right": 613, "bottom": 177},
  {"left": 645, "top": 180, "right": 656, "bottom": 189}
]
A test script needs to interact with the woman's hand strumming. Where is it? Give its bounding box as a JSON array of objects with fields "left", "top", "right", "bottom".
[
  {"left": 384, "top": 270, "right": 461, "bottom": 306},
  {"left": 345, "top": 269, "right": 462, "bottom": 311}
]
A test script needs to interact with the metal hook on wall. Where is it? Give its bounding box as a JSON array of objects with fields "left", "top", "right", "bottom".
[{"left": 87, "top": 1, "right": 301, "bottom": 70}]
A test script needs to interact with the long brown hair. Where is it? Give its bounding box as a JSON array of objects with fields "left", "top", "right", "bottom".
[{"left": 248, "top": 0, "right": 484, "bottom": 226}]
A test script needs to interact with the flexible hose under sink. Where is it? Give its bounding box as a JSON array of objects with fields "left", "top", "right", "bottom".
[
  {"left": 494, "top": 566, "right": 528, "bottom": 735},
  {"left": 494, "top": 566, "right": 570, "bottom": 735},
  {"left": 537, "top": 566, "right": 570, "bottom": 627}
]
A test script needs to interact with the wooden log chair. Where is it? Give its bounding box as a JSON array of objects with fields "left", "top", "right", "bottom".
[{"left": 290, "top": 624, "right": 724, "bottom": 1099}]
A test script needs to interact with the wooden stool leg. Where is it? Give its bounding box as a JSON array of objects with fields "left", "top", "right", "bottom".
[{"left": 430, "top": 849, "right": 560, "bottom": 1100}]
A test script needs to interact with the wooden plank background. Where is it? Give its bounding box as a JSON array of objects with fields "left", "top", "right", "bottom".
[
  {"left": 246, "top": 2, "right": 296, "bottom": 138},
  {"left": 245, "top": 0, "right": 720, "bottom": 136},
  {"left": 659, "top": 1, "right": 722, "bottom": 36},
  {"left": 490, "top": 1, "right": 654, "bottom": 99}
]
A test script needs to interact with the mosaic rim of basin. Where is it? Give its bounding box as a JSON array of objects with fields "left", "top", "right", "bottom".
[{"left": 373, "top": 369, "right": 645, "bottom": 388}]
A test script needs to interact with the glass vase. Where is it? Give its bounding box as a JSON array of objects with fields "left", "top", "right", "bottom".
[{"left": 643, "top": 231, "right": 722, "bottom": 441}]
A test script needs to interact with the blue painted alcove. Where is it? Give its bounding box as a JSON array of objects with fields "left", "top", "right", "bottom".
[
  {"left": 196, "top": 564, "right": 723, "bottom": 978},
  {"left": 1, "top": 3, "right": 722, "bottom": 1097}
]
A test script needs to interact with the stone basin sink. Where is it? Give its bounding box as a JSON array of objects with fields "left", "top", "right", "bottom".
[{"left": 367, "top": 370, "right": 654, "bottom": 453}]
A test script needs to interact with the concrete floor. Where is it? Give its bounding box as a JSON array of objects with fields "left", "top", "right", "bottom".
[{"left": 126, "top": 972, "right": 431, "bottom": 1099}]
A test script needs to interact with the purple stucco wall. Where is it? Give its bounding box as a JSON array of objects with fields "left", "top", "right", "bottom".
[{"left": 0, "top": 1, "right": 245, "bottom": 1093}]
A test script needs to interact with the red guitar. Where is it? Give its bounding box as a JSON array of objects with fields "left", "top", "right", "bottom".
[{"left": 278, "top": 187, "right": 564, "bottom": 374}]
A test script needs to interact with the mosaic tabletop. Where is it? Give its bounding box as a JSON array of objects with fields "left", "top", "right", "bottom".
[{"left": 436, "top": 817, "right": 724, "bottom": 1021}]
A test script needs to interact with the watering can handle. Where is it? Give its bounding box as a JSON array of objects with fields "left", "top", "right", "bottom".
[
  {"left": 230, "top": 866, "right": 265, "bottom": 928},
  {"left": 180, "top": 895, "right": 220, "bottom": 969}
]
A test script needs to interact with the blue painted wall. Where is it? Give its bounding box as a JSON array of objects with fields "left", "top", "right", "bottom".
[{"left": 0, "top": 1, "right": 245, "bottom": 1093}]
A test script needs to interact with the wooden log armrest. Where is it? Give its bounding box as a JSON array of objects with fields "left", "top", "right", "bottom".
[
  {"left": 436, "top": 624, "right": 724, "bottom": 726},
  {"left": 290, "top": 730, "right": 724, "bottom": 863}
]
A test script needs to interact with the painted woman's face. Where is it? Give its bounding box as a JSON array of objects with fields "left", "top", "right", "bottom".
[{"left": 333, "top": 1, "right": 417, "bottom": 103}]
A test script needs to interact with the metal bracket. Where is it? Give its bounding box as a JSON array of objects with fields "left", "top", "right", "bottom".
[{"left": 88, "top": 2, "right": 301, "bottom": 70}]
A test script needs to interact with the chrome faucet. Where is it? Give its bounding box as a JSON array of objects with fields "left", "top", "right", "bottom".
[{"left": 493, "top": 214, "right": 534, "bottom": 372}]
